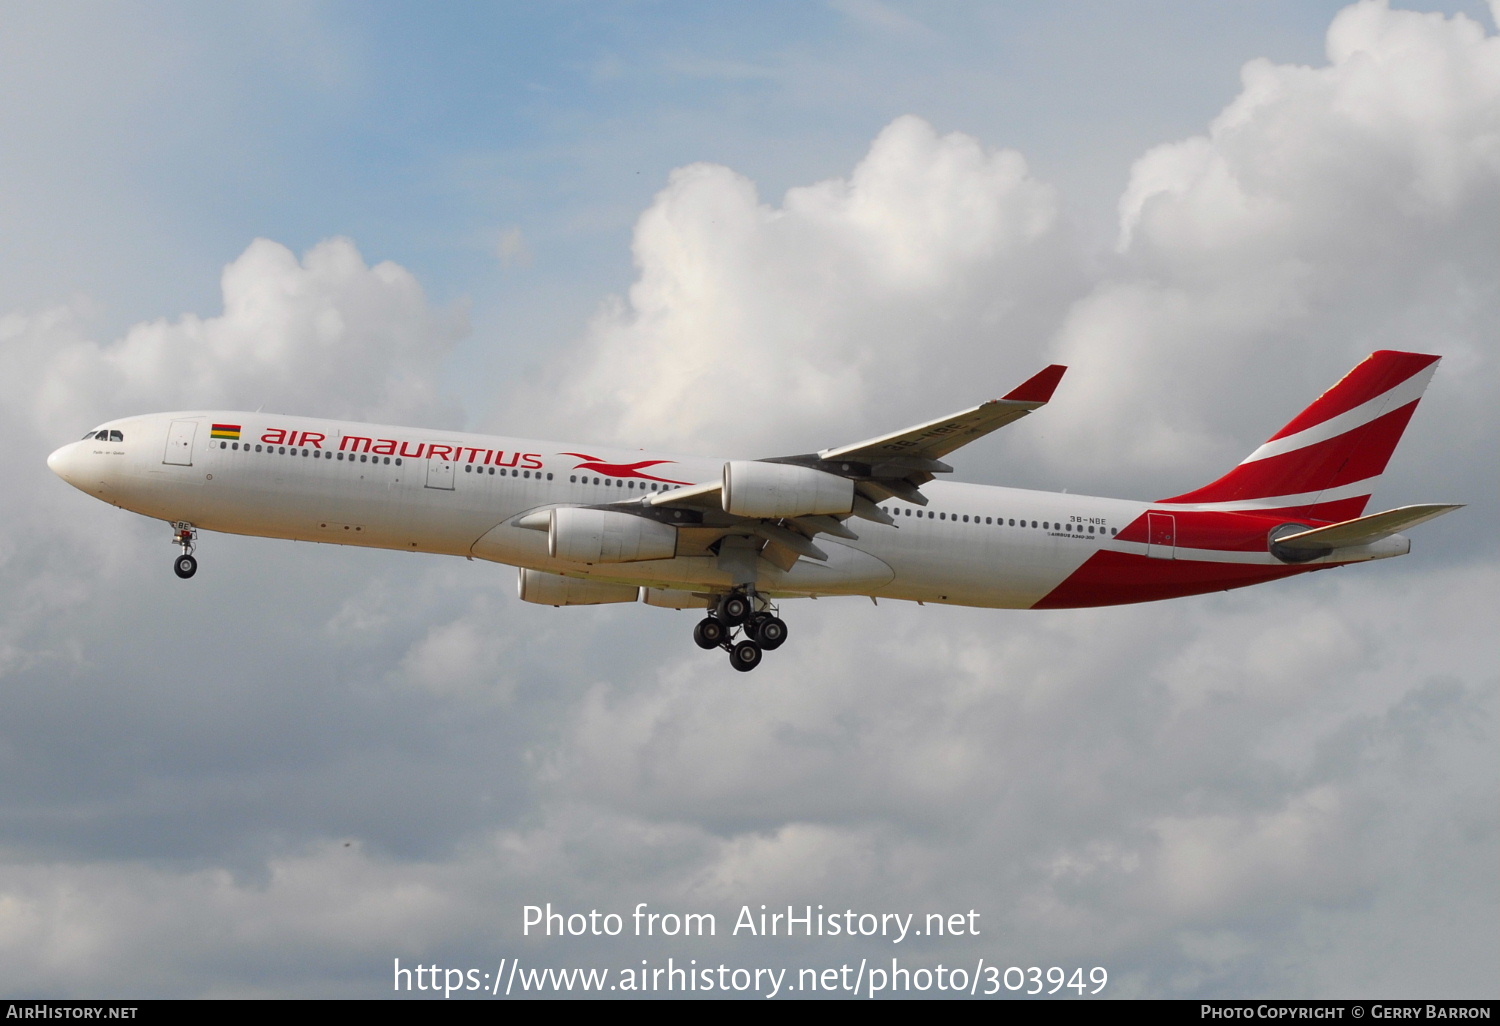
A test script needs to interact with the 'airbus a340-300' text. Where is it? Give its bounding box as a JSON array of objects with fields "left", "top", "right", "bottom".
[{"left": 48, "top": 351, "right": 1460, "bottom": 671}]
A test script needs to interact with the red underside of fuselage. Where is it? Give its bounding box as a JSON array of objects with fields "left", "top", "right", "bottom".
[{"left": 1032, "top": 549, "right": 1318, "bottom": 609}]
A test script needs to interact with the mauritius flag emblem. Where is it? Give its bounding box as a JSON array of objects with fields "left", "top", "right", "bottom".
[{"left": 211, "top": 423, "right": 241, "bottom": 441}]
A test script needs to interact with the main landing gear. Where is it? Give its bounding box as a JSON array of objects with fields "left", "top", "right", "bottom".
[
  {"left": 692, "top": 590, "right": 788, "bottom": 672},
  {"left": 172, "top": 522, "right": 198, "bottom": 579}
]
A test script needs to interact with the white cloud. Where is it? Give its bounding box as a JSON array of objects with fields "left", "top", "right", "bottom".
[
  {"left": 0, "top": 237, "right": 464, "bottom": 684},
  {"left": 1049, "top": 0, "right": 1500, "bottom": 492},
  {"left": 528, "top": 2, "right": 1497, "bottom": 515},
  {"left": 529, "top": 115, "right": 1081, "bottom": 457},
  {"left": 7, "top": 237, "right": 464, "bottom": 444}
]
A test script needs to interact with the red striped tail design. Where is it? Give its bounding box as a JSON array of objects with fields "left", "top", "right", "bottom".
[{"left": 1159, "top": 351, "right": 1441, "bottom": 521}]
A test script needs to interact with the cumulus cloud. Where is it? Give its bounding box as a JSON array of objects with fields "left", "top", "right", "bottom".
[
  {"left": 5, "top": 240, "right": 462, "bottom": 456},
  {"left": 66, "top": 237, "right": 463, "bottom": 431},
  {"left": 526, "top": 2, "right": 1497, "bottom": 514},
  {"left": 530, "top": 114, "right": 1082, "bottom": 457},
  {"left": 1048, "top": 0, "right": 1500, "bottom": 495},
  {"left": 484, "top": 0, "right": 1494, "bottom": 998},
  {"left": 0, "top": 236, "right": 464, "bottom": 675}
]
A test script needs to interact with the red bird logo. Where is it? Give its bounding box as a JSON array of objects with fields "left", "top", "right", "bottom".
[{"left": 559, "top": 453, "right": 694, "bottom": 485}]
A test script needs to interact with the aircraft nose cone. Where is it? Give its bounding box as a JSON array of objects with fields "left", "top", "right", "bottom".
[{"left": 47, "top": 442, "right": 86, "bottom": 487}]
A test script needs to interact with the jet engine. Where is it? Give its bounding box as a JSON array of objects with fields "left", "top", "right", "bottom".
[
  {"left": 549, "top": 507, "right": 678, "bottom": 564},
  {"left": 721, "top": 460, "right": 854, "bottom": 518},
  {"left": 518, "top": 569, "right": 639, "bottom": 606}
]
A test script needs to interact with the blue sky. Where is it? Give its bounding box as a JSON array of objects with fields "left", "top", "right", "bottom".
[{"left": 7, "top": 2, "right": 1482, "bottom": 403}]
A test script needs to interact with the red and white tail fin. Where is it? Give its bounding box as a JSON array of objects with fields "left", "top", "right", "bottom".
[{"left": 1160, "top": 351, "right": 1441, "bottom": 521}]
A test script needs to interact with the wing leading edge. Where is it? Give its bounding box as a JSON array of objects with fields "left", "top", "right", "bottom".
[
  {"left": 819, "top": 363, "right": 1067, "bottom": 464},
  {"left": 627, "top": 363, "right": 1067, "bottom": 567}
]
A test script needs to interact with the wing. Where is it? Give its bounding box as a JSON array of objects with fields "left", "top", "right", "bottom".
[
  {"left": 620, "top": 363, "right": 1067, "bottom": 569},
  {"left": 820, "top": 363, "right": 1067, "bottom": 464}
]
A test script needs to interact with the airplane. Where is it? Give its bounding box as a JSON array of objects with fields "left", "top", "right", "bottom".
[{"left": 47, "top": 349, "right": 1460, "bottom": 671}]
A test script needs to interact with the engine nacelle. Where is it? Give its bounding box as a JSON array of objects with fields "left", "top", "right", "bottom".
[
  {"left": 518, "top": 569, "right": 639, "bottom": 606},
  {"left": 721, "top": 461, "right": 854, "bottom": 519},
  {"left": 549, "top": 507, "right": 678, "bottom": 564}
]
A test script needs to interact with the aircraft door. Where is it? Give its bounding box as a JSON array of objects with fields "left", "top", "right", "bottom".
[
  {"left": 425, "top": 447, "right": 456, "bottom": 490},
  {"left": 1146, "top": 512, "right": 1176, "bottom": 559},
  {"left": 163, "top": 420, "right": 197, "bottom": 466}
]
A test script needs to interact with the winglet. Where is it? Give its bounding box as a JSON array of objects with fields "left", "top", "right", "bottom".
[{"left": 1002, "top": 364, "right": 1067, "bottom": 404}]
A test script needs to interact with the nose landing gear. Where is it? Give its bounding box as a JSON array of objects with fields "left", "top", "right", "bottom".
[
  {"left": 692, "top": 591, "right": 789, "bottom": 671},
  {"left": 172, "top": 522, "right": 198, "bottom": 579}
]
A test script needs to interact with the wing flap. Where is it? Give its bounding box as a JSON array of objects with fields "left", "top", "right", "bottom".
[{"left": 752, "top": 522, "right": 828, "bottom": 561}]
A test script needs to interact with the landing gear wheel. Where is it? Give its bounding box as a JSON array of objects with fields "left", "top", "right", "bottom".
[
  {"left": 718, "top": 594, "right": 752, "bottom": 627},
  {"left": 729, "top": 639, "right": 762, "bottom": 672},
  {"left": 174, "top": 554, "right": 198, "bottom": 579},
  {"left": 693, "top": 617, "right": 726, "bottom": 650},
  {"left": 751, "top": 614, "right": 787, "bottom": 650}
]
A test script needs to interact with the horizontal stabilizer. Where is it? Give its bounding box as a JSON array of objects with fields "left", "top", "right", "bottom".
[{"left": 1273, "top": 504, "right": 1463, "bottom": 551}]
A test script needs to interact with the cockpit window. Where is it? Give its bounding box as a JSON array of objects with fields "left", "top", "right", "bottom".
[
  {"left": 109, "top": 430, "right": 123, "bottom": 442},
  {"left": 82, "top": 429, "right": 124, "bottom": 441}
]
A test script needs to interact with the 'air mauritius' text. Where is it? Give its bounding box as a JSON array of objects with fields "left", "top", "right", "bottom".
[{"left": 260, "top": 428, "right": 542, "bottom": 468}]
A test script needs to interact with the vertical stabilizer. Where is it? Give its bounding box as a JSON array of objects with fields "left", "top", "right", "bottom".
[{"left": 1159, "top": 351, "right": 1440, "bottom": 521}]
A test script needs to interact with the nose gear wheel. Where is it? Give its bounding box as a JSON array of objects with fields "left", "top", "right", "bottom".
[{"left": 171, "top": 522, "right": 198, "bottom": 579}]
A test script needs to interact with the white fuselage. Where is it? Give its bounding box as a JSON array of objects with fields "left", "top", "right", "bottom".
[{"left": 48, "top": 410, "right": 1403, "bottom": 611}]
